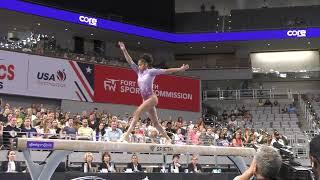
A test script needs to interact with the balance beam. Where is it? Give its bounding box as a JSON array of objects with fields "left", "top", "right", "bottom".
[{"left": 16, "top": 138, "right": 255, "bottom": 156}]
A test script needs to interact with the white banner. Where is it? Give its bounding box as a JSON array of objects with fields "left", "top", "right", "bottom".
[
  {"left": 0, "top": 50, "right": 28, "bottom": 95},
  {"left": 27, "top": 55, "right": 94, "bottom": 102},
  {"left": 0, "top": 50, "right": 94, "bottom": 102}
]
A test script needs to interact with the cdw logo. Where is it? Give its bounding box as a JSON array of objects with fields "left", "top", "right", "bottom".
[{"left": 287, "top": 30, "right": 307, "bottom": 38}]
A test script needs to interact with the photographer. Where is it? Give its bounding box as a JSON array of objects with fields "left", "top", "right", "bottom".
[{"left": 234, "top": 145, "right": 282, "bottom": 180}]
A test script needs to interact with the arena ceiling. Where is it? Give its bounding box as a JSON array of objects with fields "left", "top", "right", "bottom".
[{"left": 0, "top": 9, "right": 319, "bottom": 55}]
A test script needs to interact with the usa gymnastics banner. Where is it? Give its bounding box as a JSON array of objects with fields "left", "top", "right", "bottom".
[
  {"left": 94, "top": 65, "right": 201, "bottom": 112},
  {"left": 27, "top": 55, "right": 94, "bottom": 102}
]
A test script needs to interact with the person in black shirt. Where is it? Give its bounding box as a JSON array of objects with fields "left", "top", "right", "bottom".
[
  {"left": 99, "top": 152, "right": 116, "bottom": 173},
  {"left": 3, "top": 117, "right": 21, "bottom": 149},
  {"left": 126, "top": 154, "right": 142, "bottom": 172},
  {"left": 187, "top": 155, "right": 203, "bottom": 173},
  {"left": 82, "top": 152, "right": 96, "bottom": 173},
  {"left": 168, "top": 154, "right": 183, "bottom": 173},
  {"left": 88, "top": 113, "right": 98, "bottom": 130},
  {"left": 165, "top": 121, "right": 176, "bottom": 139},
  {"left": 1, "top": 150, "right": 23, "bottom": 172}
]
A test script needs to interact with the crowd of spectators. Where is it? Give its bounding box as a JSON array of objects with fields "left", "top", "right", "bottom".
[
  {"left": 0, "top": 98, "right": 300, "bottom": 174},
  {"left": 0, "top": 98, "right": 294, "bottom": 150}
]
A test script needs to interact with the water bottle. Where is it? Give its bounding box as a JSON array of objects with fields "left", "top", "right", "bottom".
[
  {"left": 84, "top": 163, "right": 88, "bottom": 173},
  {"left": 161, "top": 165, "right": 166, "bottom": 173},
  {"left": 110, "top": 162, "right": 114, "bottom": 172},
  {"left": 170, "top": 164, "right": 174, "bottom": 173}
]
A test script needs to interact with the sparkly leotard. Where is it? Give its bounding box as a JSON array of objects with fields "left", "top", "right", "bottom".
[{"left": 130, "top": 63, "right": 165, "bottom": 100}]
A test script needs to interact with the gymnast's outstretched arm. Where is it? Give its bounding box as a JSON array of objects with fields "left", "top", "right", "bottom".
[
  {"left": 163, "top": 64, "right": 189, "bottom": 74},
  {"left": 118, "top": 41, "right": 135, "bottom": 65}
]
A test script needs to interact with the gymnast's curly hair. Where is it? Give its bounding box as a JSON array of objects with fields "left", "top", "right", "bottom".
[{"left": 139, "top": 53, "right": 153, "bottom": 66}]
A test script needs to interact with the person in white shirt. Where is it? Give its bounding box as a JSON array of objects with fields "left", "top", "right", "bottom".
[{"left": 1, "top": 150, "right": 22, "bottom": 172}]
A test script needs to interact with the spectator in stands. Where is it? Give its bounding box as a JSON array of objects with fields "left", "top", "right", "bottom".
[
  {"left": 131, "top": 126, "right": 143, "bottom": 143},
  {"left": 173, "top": 128, "right": 185, "bottom": 145},
  {"left": 134, "top": 122, "right": 145, "bottom": 141},
  {"left": 208, "top": 127, "right": 219, "bottom": 141},
  {"left": 287, "top": 104, "right": 296, "bottom": 114},
  {"left": 271, "top": 131, "right": 285, "bottom": 148},
  {"left": 82, "top": 152, "right": 96, "bottom": 173},
  {"left": 231, "top": 132, "right": 244, "bottom": 147},
  {"left": 188, "top": 126, "right": 200, "bottom": 145},
  {"left": 264, "top": 99, "right": 273, "bottom": 107},
  {"left": 62, "top": 118, "right": 77, "bottom": 139},
  {"left": 88, "top": 113, "right": 98, "bottom": 130},
  {"left": 281, "top": 106, "right": 288, "bottom": 114},
  {"left": 165, "top": 121, "right": 176, "bottom": 139},
  {"left": 243, "top": 111, "right": 253, "bottom": 124},
  {"left": 51, "top": 119, "right": 61, "bottom": 135},
  {"left": 0, "top": 109, "right": 9, "bottom": 124},
  {"left": 36, "top": 118, "right": 55, "bottom": 139},
  {"left": 199, "top": 128, "right": 214, "bottom": 146},
  {"left": 187, "top": 154, "right": 203, "bottom": 173},
  {"left": 20, "top": 117, "right": 37, "bottom": 138},
  {"left": 104, "top": 119, "right": 123, "bottom": 142},
  {"left": 77, "top": 119, "right": 93, "bottom": 139},
  {"left": 176, "top": 117, "right": 186, "bottom": 136},
  {"left": 222, "top": 110, "right": 228, "bottom": 121},
  {"left": 234, "top": 146, "right": 282, "bottom": 180},
  {"left": 228, "top": 117, "right": 238, "bottom": 128},
  {"left": 216, "top": 132, "right": 230, "bottom": 147},
  {"left": 230, "top": 110, "right": 237, "bottom": 119},
  {"left": 127, "top": 154, "right": 143, "bottom": 172},
  {"left": 258, "top": 130, "right": 271, "bottom": 145},
  {"left": 258, "top": 99, "right": 264, "bottom": 107},
  {"left": 1, "top": 150, "right": 22, "bottom": 172},
  {"left": 169, "top": 154, "right": 183, "bottom": 173},
  {"left": 273, "top": 100, "right": 279, "bottom": 106},
  {"left": 310, "top": 135, "right": 320, "bottom": 180},
  {"left": 146, "top": 127, "right": 160, "bottom": 144},
  {"left": 3, "top": 117, "right": 21, "bottom": 148},
  {"left": 245, "top": 128, "right": 257, "bottom": 145},
  {"left": 99, "top": 152, "right": 116, "bottom": 173},
  {"left": 93, "top": 122, "right": 106, "bottom": 141},
  {"left": 239, "top": 105, "right": 246, "bottom": 116}
]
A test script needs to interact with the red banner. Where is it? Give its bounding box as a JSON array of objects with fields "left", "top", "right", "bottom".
[{"left": 94, "top": 65, "right": 200, "bottom": 112}]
